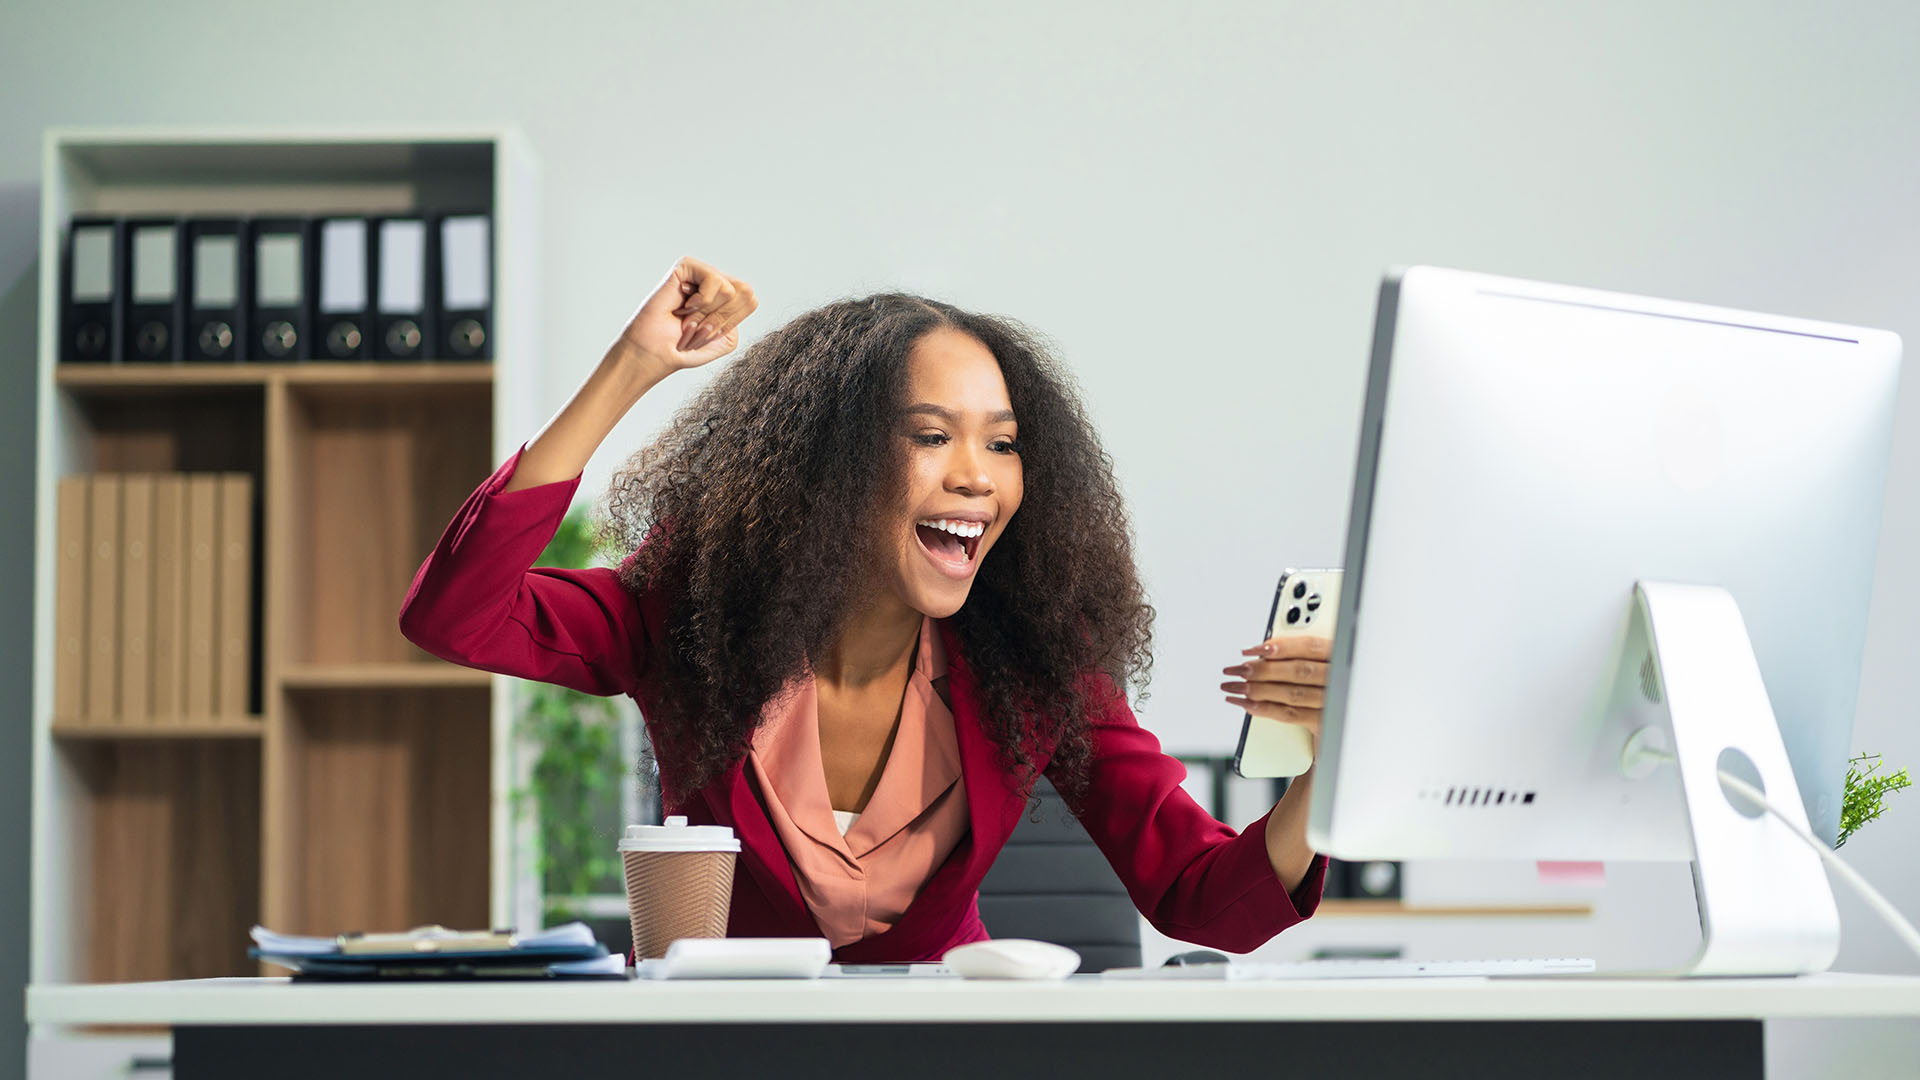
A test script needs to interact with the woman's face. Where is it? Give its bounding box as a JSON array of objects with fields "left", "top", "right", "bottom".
[{"left": 884, "top": 327, "right": 1025, "bottom": 619}]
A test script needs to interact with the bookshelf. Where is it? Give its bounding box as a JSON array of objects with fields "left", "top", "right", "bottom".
[{"left": 29, "top": 129, "right": 540, "bottom": 997}]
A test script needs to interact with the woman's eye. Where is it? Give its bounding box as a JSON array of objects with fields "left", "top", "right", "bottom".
[
  {"left": 991, "top": 440, "right": 1021, "bottom": 454},
  {"left": 911, "top": 432, "right": 949, "bottom": 447}
]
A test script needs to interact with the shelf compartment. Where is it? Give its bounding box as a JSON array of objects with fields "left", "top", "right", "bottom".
[
  {"left": 280, "top": 382, "right": 492, "bottom": 665},
  {"left": 56, "top": 391, "right": 267, "bottom": 722},
  {"left": 274, "top": 686, "right": 491, "bottom": 937},
  {"left": 60, "top": 137, "right": 494, "bottom": 218},
  {"left": 69, "top": 739, "right": 261, "bottom": 983},
  {"left": 60, "top": 387, "right": 263, "bottom": 474}
]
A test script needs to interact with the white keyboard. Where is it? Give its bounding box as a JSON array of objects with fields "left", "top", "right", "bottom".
[{"left": 1102, "top": 956, "right": 1597, "bottom": 980}]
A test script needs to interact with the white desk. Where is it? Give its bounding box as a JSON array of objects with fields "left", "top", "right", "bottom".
[{"left": 30, "top": 974, "right": 1920, "bottom": 1079}]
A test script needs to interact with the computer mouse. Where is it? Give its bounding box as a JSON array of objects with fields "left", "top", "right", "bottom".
[
  {"left": 942, "top": 939, "right": 1081, "bottom": 980},
  {"left": 1163, "top": 950, "right": 1230, "bottom": 967}
]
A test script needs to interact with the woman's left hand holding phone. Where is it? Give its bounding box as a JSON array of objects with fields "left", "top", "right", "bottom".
[
  {"left": 1220, "top": 635, "right": 1330, "bottom": 746},
  {"left": 1223, "top": 635, "right": 1331, "bottom": 889}
]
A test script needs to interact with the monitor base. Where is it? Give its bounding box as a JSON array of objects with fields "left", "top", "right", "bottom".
[{"left": 1624, "top": 581, "right": 1841, "bottom": 976}]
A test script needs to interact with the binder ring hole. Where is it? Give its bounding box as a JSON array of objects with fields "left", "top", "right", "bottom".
[
  {"left": 199, "top": 322, "right": 233, "bottom": 357},
  {"left": 450, "top": 318, "right": 485, "bottom": 356},
  {"left": 263, "top": 322, "right": 297, "bottom": 357},
  {"left": 387, "top": 320, "right": 422, "bottom": 354},
  {"left": 136, "top": 322, "right": 169, "bottom": 356}
]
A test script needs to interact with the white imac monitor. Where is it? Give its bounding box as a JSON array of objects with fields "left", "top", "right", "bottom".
[{"left": 1308, "top": 267, "right": 1901, "bottom": 974}]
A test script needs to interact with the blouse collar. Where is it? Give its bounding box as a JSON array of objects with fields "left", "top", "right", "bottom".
[{"left": 748, "top": 616, "right": 962, "bottom": 860}]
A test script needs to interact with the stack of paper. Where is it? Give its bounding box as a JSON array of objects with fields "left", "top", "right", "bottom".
[{"left": 249, "top": 923, "right": 625, "bottom": 980}]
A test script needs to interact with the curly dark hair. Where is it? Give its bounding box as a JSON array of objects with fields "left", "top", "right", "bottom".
[{"left": 602, "top": 294, "right": 1154, "bottom": 811}]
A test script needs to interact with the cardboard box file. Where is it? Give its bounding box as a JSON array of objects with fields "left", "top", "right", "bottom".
[
  {"left": 118, "top": 476, "right": 154, "bottom": 723},
  {"left": 185, "top": 475, "right": 218, "bottom": 718},
  {"left": 85, "top": 476, "right": 121, "bottom": 724},
  {"left": 151, "top": 475, "right": 187, "bottom": 722},
  {"left": 55, "top": 476, "right": 89, "bottom": 721},
  {"left": 218, "top": 474, "right": 252, "bottom": 719}
]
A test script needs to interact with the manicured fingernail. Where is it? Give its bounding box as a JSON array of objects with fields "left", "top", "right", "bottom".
[{"left": 1220, "top": 681, "right": 1246, "bottom": 693}]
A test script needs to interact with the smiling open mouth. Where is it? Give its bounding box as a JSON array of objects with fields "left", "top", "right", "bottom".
[{"left": 915, "top": 517, "right": 984, "bottom": 574}]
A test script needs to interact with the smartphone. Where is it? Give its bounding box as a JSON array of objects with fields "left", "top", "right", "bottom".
[{"left": 1232, "top": 567, "right": 1342, "bottom": 779}]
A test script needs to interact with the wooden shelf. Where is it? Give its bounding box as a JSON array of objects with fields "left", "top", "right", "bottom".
[
  {"left": 1317, "top": 900, "right": 1594, "bottom": 918},
  {"left": 280, "top": 663, "right": 493, "bottom": 690},
  {"left": 282, "top": 363, "right": 491, "bottom": 387},
  {"left": 53, "top": 720, "right": 265, "bottom": 739},
  {"left": 57, "top": 362, "right": 493, "bottom": 392}
]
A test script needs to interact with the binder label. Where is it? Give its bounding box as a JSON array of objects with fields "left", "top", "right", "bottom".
[
  {"left": 378, "top": 220, "right": 426, "bottom": 314},
  {"left": 441, "top": 216, "right": 490, "bottom": 309},
  {"left": 132, "top": 225, "right": 176, "bottom": 303},
  {"left": 72, "top": 226, "right": 115, "bottom": 301},
  {"left": 319, "top": 219, "right": 367, "bottom": 313},
  {"left": 257, "top": 235, "right": 303, "bottom": 305},
  {"left": 194, "top": 235, "right": 239, "bottom": 307}
]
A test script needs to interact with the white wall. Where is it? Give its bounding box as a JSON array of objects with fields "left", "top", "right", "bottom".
[{"left": 5, "top": 2, "right": 1918, "bottom": 1074}]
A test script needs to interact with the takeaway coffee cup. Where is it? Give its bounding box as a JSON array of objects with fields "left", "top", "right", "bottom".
[{"left": 619, "top": 816, "right": 741, "bottom": 960}]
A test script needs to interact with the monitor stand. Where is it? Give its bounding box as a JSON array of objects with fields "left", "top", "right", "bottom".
[{"left": 1617, "top": 581, "right": 1841, "bottom": 976}]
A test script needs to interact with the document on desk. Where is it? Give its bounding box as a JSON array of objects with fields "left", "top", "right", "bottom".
[
  {"left": 249, "top": 923, "right": 620, "bottom": 980},
  {"left": 250, "top": 927, "right": 336, "bottom": 958}
]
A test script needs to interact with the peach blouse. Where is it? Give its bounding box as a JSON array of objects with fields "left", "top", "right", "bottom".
[{"left": 746, "top": 617, "right": 970, "bottom": 949}]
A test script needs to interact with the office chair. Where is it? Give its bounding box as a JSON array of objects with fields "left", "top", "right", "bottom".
[{"left": 976, "top": 776, "right": 1142, "bottom": 972}]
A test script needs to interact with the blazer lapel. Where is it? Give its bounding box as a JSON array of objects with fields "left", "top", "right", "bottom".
[
  {"left": 936, "top": 621, "right": 1026, "bottom": 875},
  {"left": 706, "top": 758, "right": 807, "bottom": 918}
]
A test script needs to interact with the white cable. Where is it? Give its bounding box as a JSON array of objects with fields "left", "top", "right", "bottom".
[{"left": 1715, "top": 768, "right": 1920, "bottom": 965}]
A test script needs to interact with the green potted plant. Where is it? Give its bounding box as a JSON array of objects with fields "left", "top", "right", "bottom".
[{"left": 1837, "top": 752, "right": 1910, "bottom": 848}]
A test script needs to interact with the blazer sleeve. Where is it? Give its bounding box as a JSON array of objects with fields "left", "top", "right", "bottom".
[
  {"left": 397, "top": 445, "right": 647, "bottom": 697},
  {"left": 1050, "top": 682, "right": 1328, "bottom": 953}
]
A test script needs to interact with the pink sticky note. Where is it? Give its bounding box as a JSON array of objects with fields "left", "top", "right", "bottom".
[{"left": 1537, "top": 861, "right": 1606, "bottom": 886}]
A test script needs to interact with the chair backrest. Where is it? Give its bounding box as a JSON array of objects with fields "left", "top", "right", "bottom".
[{"left": 975, "top": 776, "right": 1142, "bottom": 972}]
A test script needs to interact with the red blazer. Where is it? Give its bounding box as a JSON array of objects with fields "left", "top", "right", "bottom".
[{"left": 399, "top": 448, "right": 1327, "bottom": 962}]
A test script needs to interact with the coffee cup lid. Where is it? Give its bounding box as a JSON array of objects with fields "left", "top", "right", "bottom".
[{"left": 619, "top": 816, "right": 741, "bottom": 853}]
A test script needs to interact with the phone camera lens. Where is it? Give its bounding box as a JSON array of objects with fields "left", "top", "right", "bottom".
[
  {"left": 1286, "top": 606, "right": 1302, "bottom": 625},
  {"left": 1293, "top": 582, "right": 1308, "bottom": 600}
]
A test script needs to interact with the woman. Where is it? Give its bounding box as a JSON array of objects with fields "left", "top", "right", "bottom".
[{"left": 399, "top": 258, "right": 1330, "bottom": 962}]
